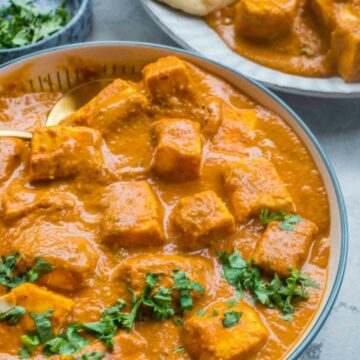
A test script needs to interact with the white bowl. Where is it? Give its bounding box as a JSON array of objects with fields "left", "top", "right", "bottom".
[{"left": 0, "top": 42, "right": 348, "bottom": 359}]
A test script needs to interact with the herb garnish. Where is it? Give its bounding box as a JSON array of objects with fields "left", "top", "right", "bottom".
[
  {"left": 259, "top": 209, "right": 303, "bottom": 231},
  {"left": 76, "top": 352, "right": 104, "bottom": 360},
  {"left": 259, "top": 208, "right": 286, "bottom": 226},
  {"left": 83, "top": 270, "right": 204, "bottom": 349},
  {"left": 16, "top": 270, "right": 204, "bottom": 356},
  {"left": 222, "top": 311, "right": 242, "bottom": 328},
  {"left": 30, "top": 309, "right": 54, "bottom": 343},
  {"left": 173, "top": 270, "right": 205, "bottom": 311},
  {"left": 173, "top": 345, "right": 185, "bottom": 353},
  {"left": 218, "top": 251, "right": 319, "bottom": 320},
  {"left": 19, "top": 332, "right": 40, "bottom": 358},
  {"left": 279, "top": 215, "right": 303, "bottom": 231},
  {"left": 0, "top": 252, "right": 54, "bottom": 289},
  {"left": 43, "top": 323, "right": 89, "bottom": 356},
  {"left": 0, "top": 0, "right": 71, "bottom": 49},
  {"left": 0, "top": 305, "right": 26, "bottom": 325}
]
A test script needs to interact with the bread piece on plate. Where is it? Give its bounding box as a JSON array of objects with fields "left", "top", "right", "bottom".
[{"left": 156, "top": 0, "right": 237, "bottom": 16}]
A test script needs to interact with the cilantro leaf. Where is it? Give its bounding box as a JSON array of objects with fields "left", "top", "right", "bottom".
[
  {"left": 43, "top": 323, "right": 89, "bottom": 356},
  {"left": 223, "top": 311, "right": 242, "bottom": 328},
  {"left": 259, "top": 208, "right": 286, "bottom": 226},
  {"left": 30, "top": 309, "right": 54, "bottom": 342},
  {"left": 0, "top": 0, "right": 71, "bottom": 49},
  {"left": 218, "top": 251, "right": 320, "bottom": 319},
  {"left": 19, "top": 332, "right": 41, "bottom": 358},
  {"left": 280, "top": 215, "right": 303, "bottom": 231},
  {"left": 0, "top": 253, "right": 54, "bottom": 289},
  {"left": 259, "top": 209, "right": 303, "bottom": 232},
  {"left": 172, "top": 270, "right": 205, "bottom": 311},
  {"left": 173, "top": 345, "right": 184, "bottom": 354},
  {"left": 76, "top": 352, "right": 105, "bottom": 360},
  {"left": 27, "top": 257, "right": 54, "bottom": 283},
  {"left": 0, "top": 305, "right": 26, "bottom": 325}
]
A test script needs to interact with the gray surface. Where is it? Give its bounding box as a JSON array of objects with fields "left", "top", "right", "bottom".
[{"left": 89, "top": 1, "right": 359, "bottom": 359}]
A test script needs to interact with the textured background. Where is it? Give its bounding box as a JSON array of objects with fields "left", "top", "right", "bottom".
[{"left": 89, "top": 1, "right": 360, "bottom": 359}]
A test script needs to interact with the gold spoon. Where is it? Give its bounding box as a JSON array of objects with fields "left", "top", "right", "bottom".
[{"left": 0, "top": 79, "right": 112, "bottom": 140}]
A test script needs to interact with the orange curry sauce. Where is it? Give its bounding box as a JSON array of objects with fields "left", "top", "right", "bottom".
[
  {"left": 0, "top": 56, "right": 329, "bottom": 359},
  {"left": 206, "top": 0, "right": 357, "bottom": 78}
]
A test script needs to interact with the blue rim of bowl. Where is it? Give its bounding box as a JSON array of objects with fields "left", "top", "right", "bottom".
[
  {"left": 0, "top": 0, "right": 91, "bottom": 54},
  {"left": 0, "top": 41, "right": 349, "bottom": 359}
]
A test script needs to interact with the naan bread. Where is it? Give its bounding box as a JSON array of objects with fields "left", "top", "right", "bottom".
[{"left": 156, "top": 0, "right": 237, "bottom": 16}]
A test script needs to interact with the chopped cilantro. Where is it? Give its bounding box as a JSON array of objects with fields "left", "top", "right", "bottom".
[
  {"left": 43, "top": 323, "right": 89, "bottom": 356},
  {"left": 0, "top": 305, "right": 26, "bottom": 325},
  {"left": 19, "top": 332, "right": 40, "bottom": 357},
  {"left": 196, "top": 308, "right": 205, "bottom": 316},
  {"left": 76, "top": 352, "right": 105, "bottom": 360},
  {"left": 222, "top": 311, "right": 242, "bottom": 328},
  {"left": 259, "top": 208, "right": 286, "bottom": 226},
  {"left": 172, "top": 316, "right": 184, "bottom": 326},
  {"left": 16, "top": 270, "right": 204, "bottom": 356},
  {"left": 173, "top": 345, "right": 185, "bottom": 353},
  {"left": 218, "top": 251, "right": 319, "bottom": 319},
  {"left": 27, "top": 258, "right": 54, "bottom": 283},
  {"left": 280, "top": 215, "right": 303, "bottom": 231},
  {"left": 259, "top": 209, "right": 303, "bottom": 231},
  {"left": 30, "top": 309, "right": 54, "bottom": 342},
  {"left": 0, "top": 252, "right": 54, "bottom": 289},
  {"left": 0, "top": 0, "right": 71, "bottom": 49},
  {"left": 172, "top": 270, "right": 205, "bottom": 311},
  {"left": 225, "top": 299, "right": 237, "bottom": 308}
]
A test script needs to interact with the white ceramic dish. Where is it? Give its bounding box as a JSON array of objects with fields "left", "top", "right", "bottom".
[
  {"left": 142, "top": 0, "right": 360, "bottom": 98},
  {"left": 0, "top": 42, "right": 348, "bottom": 359}
]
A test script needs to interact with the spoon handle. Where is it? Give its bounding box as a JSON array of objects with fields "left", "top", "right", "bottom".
[{"left": 0, "top": 130, "right": 33, "bottom": 140}]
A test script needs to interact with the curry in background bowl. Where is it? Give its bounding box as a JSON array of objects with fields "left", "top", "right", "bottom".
[
  {"left": 157, "top": 0, "right": 360, "bottom": 82},
  {"left": 0, "top": 43, "right": 347, "bottom": 359}
]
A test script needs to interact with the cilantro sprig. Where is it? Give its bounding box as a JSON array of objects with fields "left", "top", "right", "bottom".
[
  {"left": 222, "top": 311, "right": 242, "bottom": 328},
  {"left": 218, "top": 251, "right": 319, "bottom": 320},
  {"left": 0, "top": 305, "right": 26, "bottom": 325},
  {"left": 83, "top": 270, "right": 204, "bottom": 349},
  {"left": 0, "top": 0, "right": 71, "bottom": 49},
  {"left": 17, "top": 270, "right": 204, "bottom": 357},
  {"left": 259, "top": 209, "right": 303, "bottom": 231},
  {"left": 0, "top": 252, "right": 54, "bottom": 289}
]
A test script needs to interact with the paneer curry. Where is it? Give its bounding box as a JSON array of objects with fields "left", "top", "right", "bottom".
[
  {"left": 0, "top": 56, "right": 330, "bottom": 359},
  {"left": 206, "top": 0, "right": 360, "bottom": 82}
]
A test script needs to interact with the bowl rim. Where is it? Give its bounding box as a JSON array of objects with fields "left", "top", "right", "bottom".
[
  {"left": 0, "top": 0, "right": 90, "bottom": 54},
  {"left": 0, "top": 41, "right": 349, "bottom": 359}
]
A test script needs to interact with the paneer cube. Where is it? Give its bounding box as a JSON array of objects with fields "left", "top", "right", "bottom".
[
  {"left": 30, "top": 126, "right": 104, "bottom": 181},
  {"left": 235, "top": 0, "right": 299, "bottom": 39},
  {"left": 142, "top": 56, "right": 197, "bottom": 102},
  {"left": 13, "top": 226, "right": 98, "bottom": 291},
  {"left": 331, "top": 5, "right": 360, "bottom": 82},
  {"left": 151, "top": 118, "right": 202, "bottom": 181},
  {"left": 182, "top": 301, "right": 268, "bottom": 360},
  {"left": 2, "top": 182, "right": 76, "bottom": 221},
  {"left": 102, "top": 181, "right": 164, "bottom": 247},
  {"left": 0, "top": 283, "right": 73, "bottom": 334},
  {"left": 310, "top": 0, "right": 336, "bottom": 33},
  {"left": 211, "top": 108, "right": 258, "bottom": 155},
  {"left": 173, "top": 190, "right": 235, "bottom": 248},
  {"left": 62, "top": 78, "right": 148, "bottom": 134},
  {"left": 114, "top": 254, "right": 211, "bottom": 298},
  {"left": 222, "top": 157, "right": 294, "bottom": 223},
  {"left": 0, "top": 138, "right": 26, "bottom": 182},
  {"left": 253, "top": 219, "right": 318, "bottom": 277}
]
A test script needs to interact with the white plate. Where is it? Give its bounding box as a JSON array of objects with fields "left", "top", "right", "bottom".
[{"left": 142, "top": 0, "right": 360, "bottom": 98}]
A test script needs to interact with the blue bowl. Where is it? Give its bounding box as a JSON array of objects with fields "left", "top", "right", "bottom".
[
  {"left": 0, "top": 0, "right": 92, "bottom": 63},
  {"left": 0, "top": 42, "right": 348, "bottom": 359}
]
